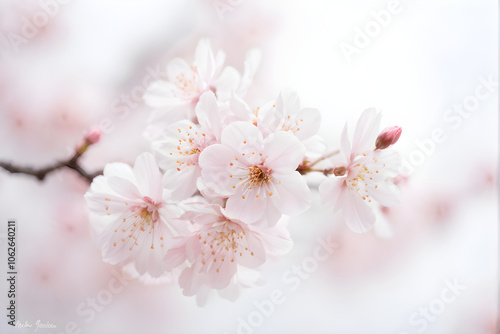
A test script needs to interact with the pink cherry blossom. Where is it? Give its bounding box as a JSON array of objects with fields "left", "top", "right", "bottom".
[
  {"left": 152, "top": 91, "right": 223, "bottom": 200},
  {"left": 198, "top": 121, "right": 311, "bottom": 225},
  {"left": 319, "top": 109, "right": 401, "bottom": 233},
  {"left": 143, "top": 39, "right": 260, "bottom": 126},
  {"left": 84, "top": 152, "right": 185, "bottom": 277},
  {"left": 164, "top": 204, "right": 292, "bottom": 295}
]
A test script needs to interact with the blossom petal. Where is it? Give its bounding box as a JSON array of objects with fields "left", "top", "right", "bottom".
[
  {"left": 294, "top": 107, "right": 321, "bottom": 141},
  {"left": 220, "top": 121, "right": 263, "bottom": 152},
  {"left": 198, "top": 144, "right": 236, "bottom": 196},
  {"left": 342, "top": 192, "right": 376, "bottom": 233},
  {"left": 263, "top": 131, "right": 305, "bottom": 173},
  {"left": 352, "top": 108, "right": 381, "bottom": 155},
  {"left": 270, "top": 172, "right": 311, "bottom": 216},
  {"left": 133, "top": 152, "right": 163, "bottom": 202}
]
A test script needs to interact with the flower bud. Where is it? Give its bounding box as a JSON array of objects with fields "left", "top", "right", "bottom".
[
  {"left": 77, "top": 127, "right": 102, "bottom": 155},
  {"left": 375, "top": 126, "right": 402, "bottom": 150},
  {"left": 84, "top": 127, "right": 102, "bottom": 145}
]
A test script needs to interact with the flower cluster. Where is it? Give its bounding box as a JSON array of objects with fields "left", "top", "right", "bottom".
[{"left": 84, "top": 39, "right": 403, "bottom": 302}]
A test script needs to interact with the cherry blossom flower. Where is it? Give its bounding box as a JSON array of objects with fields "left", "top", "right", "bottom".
[
  {"left": 164, "top": 204, "right": 292, "bottom": 295},
  {"left": 228, "top": 92, "right": 325, "bottom": 158},
  {"left": 143, "top": 39, "right": 261, "bottom": 132},
  {"left": 84, "top": 152, "right": 185, "bottom": 277},
  {"left": 319, "top": 109, "right": 401, "bottom": 233},
  {"left": 152, "top": 91, "right": 223, "bottom": 200},
  {"left": 198, "top": 121, "right": 311, "bottom": 225}
]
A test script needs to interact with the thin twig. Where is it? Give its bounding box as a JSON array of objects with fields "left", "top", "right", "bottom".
[
  {"left": 307, "top": 150, "right": 340, "bottom": 168},
  {"left": 0, "top": 151, "right": 102, "bottom": 183}
]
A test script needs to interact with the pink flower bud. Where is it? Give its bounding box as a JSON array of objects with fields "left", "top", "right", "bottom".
[
  {"left": 84, "top": 127, "right": 102, "bottom": 145},
  {"left": 375, "top": 126, "right": 402, "bottom": 150}
]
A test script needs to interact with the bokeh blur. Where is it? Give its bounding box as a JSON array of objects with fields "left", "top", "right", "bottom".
[{"left": 0, "top": 0, "right": 497, "bottom": 333}]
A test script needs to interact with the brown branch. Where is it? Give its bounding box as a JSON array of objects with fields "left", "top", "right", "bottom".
[
  {"left": 0, "top": 152, "right": 103, "bottom": 183},
  {"left": 0, "top": 133, "right": 104, "bottom": 183}
]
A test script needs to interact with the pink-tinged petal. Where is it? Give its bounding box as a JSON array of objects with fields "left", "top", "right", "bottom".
[
  {"left": 236, "top": 229, "right": 267, "bottom": 268},
  {"left": 208, "top": 254, "right": 237, "bottom": 289},
  {"left": 294, "top": 107, "right": 321, "bottom": 141},
  {"left": 195, "top": 91, "right": 223, "bottom": 140},
  {"left": 352, "top": 108, "right": 381, "bottom": 155},
  {"left": 319, "top": 177, "right": 345, "bottom": 212},
  {"left": 164, "top": 239, "right": 188, "bottom": 270},
  {"left": 367, "top": 182, "right": 400, "bottom": 207},
  {"left": 252, "top": 201, "right": 283, "bottom": 228},
  {"left": 214, "top": 66, "right": 241, "bottom": 101},
  {"left": 133, "top": 152, "right": 163, "bottom": 202},
  {"left": 229, "top": 95, "right": 253, "bottom": 122},
  {"left": 84, "top": 192, "right": 139, "bottom": 216},
  {"left": 278, "top": 91, "right": 301, "bottom": 116},
  {"left": 342, "top": 192, "right": 376, "bottom": 233},
  {"left": 220, "top": 121, "right": 263, "bottom": 152},
  {"left": 263, "top": 131, "right": 305, "bottom": 173},
  {"left": 103, "top": 162, "right": 135, "bottom": 181},
  {"left": 179, "top": 263, "right": 205, "bottom": 296},
  {"left": 107, "top": 176, "right": 142, "bottom": 200},
  {"left": 143, "top": 80, "right": 180, "bottom": 107},
  {"left": 162, "top": 166, "right": 199, "bottom": 201},
  {"left": 340, "top": 124, "right": 352, "bottom": 161},
  {"left": 194, "top": 39, "right": 216, "bottom": 84},
  {"left": 166, "top": 57, "right": 193, "bottom": 83},
  {"left": 259, "top": 221, "right": 293, "bottom": 257},
  {"left": 270, "top": 172, "right": 311, "bottom": 216},
  {"left": 198, "top": 144, "right": 236, "bottom": 196},
  {"left": 225, "top": 187, "right": 267, "bottom": 223},
  {"left": 236, "top": 49, "right": 261, "bottom": 97},
  {"left": 374, "top": 149, "right": 402, "bottom": 176}
]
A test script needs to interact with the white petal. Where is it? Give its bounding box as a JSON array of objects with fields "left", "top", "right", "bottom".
[
  {"left": 367, "top": 182, "right": 400, "bottom": 207},
  {"left": 352, "top": 108, "right": 381, "bottom": 155},
  {"left": 294, "top": 107, "right": 321, "bottom": 141},
  {"left": 143, "top": 80, "right": 180, "bottom": 107},
  {"left": 235, "top": 48, "right": 261, "bottom": 97},
  {"left": 340, "top": 124, "right": 352, "bottom": 161},
  {"left": 270, "top": 172, "right": 311, "bottom": 216},
  {"left": 319, "top": 177, "right": 344, "bottom": 212},
  {"left": 263, "top": 131, "right": 304, "bottom": 173},
  {"left": 198, "top": 144, "right": 236, "bottom": 196},
  {"left": 214, "top": 66, "right": 241, "bottom": 101},
  {"left": 107, "top": 177, "right": 142, "bottom": 200},
  {"left": 342, "top": 192, "right": 376, "bottom": 233},
  {"left": 195, "top": 91, "right": 223, "bottom": 140},
  {"left": 133, "top": 152, "right": 163, "bottom": 202},
  {"left": 220, "top": 121, "right": 263, "bottom": 153},
  {"left": 162, "top": 166, "right": 199, "bottom": 201}
]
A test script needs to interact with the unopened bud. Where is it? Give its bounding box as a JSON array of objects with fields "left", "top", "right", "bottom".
[
  {"left": 84, "top": 127, "right": 102, "bottom": 145},
  {"left": 375, "top": 126, "right": 402, "bottom": 150},
  {"left": 77, "top": 127, "right": 102, "bottom": 155},
  {"left": 333, "top": 166, "right": 346, "bottom": 177}
]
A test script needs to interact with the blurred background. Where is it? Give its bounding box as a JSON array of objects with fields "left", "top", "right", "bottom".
[{"left": 0, "top": 0, "right": 497, "bottom": 333}]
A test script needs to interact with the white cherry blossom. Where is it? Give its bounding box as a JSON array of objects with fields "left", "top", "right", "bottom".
[
  {"left": 319, "top": 109, "right": 401, "bottom": 233},
  {"left": 198, "top": 121, "right": 311, "bottom": 225},
  {"left": 84, "top": 153, "right": 185, "bottom": 277}
]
